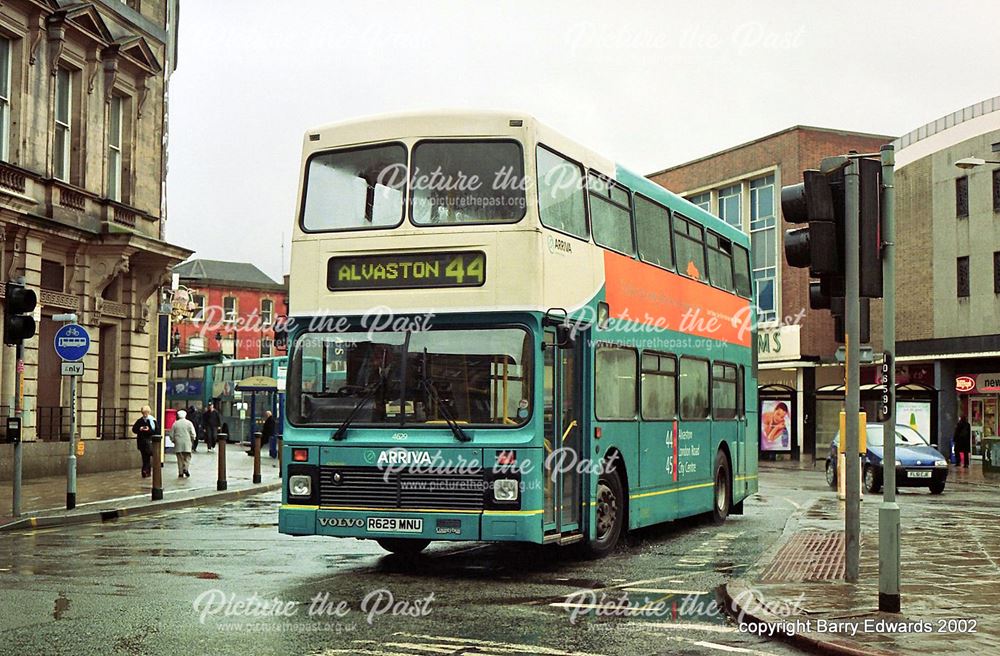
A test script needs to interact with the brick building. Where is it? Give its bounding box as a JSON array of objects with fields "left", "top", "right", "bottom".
[
  {"left": 0, "top": 0, "right": 189, "bottom": 480},
  {"left": 172, "top": 259, "right": 287, "bottom": 360},
  {"left": 649, "top": 126, "right": 893, "bottom": 464}
]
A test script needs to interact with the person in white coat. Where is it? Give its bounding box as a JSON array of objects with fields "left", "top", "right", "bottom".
[{"left": 170, "top": 410, "right": 197, "bottom": 478}]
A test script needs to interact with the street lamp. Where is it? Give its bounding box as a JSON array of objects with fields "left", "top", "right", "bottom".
[{"left": 955, "top": 156, "right": 1000, "bottom": 169}]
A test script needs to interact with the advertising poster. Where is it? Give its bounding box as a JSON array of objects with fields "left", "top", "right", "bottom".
[
  {"left": 760, "top": 399, "right": 792, "bottom": 452},
  {"left": 897, "top": 400, "right": 932, "bottom": 442}
]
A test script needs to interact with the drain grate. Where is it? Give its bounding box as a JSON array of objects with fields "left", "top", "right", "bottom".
[{"left": 760, "top": 530, "right": 845, "bottom": 582}]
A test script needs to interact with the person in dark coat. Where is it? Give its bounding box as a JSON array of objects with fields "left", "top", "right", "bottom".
[
  {"left": 954, "top": 415, "right": 972, "bottom": 468},
  {"left": 187, "top": 405, "right": 201, "bottom": 452},
  {"left": 132, "top": 405, "right": 157, "bottom": 477},
  {"left": 249, "top": 411, "right": 275, "bottom": 456},
  {"left": 203, "top": 402, "right": 221, "bottom": 451}
]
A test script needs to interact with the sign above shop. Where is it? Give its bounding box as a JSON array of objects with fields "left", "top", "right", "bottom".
[
  {"left": 955, "top": 373, "right": 1000, "bottom": 394},
  {"left": 757, "top": 325, "right": 801, "bottom": 363}
]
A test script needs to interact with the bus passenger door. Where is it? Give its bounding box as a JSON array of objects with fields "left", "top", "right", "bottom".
[{"left": 543, "top": 328, "right": 582, "bottom": 537}]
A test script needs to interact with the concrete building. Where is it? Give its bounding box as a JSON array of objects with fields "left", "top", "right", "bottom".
[
  {"left": 890, "top": 96, "right": 1000, "bottom": 461},
  {"left": 0, "top": 0, "right": 188, "bottom": 480},
  {"left": 649, "top": 126, "right": 894, "bottom": 464},
  {"left": 171, "top": 259, "right": 287, "bottom": 360}
]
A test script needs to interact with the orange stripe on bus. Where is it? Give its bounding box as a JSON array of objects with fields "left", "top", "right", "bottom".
[{"left": 603, "top": 252, "right": 752, "bottom": 347}]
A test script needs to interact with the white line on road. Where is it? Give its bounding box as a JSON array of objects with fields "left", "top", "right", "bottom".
[
  {"left": 622, "top": 588, "right": 709, "bottom": 595},
  {"left": 391, "top": 633, "right": 607, "bottom": 656}
]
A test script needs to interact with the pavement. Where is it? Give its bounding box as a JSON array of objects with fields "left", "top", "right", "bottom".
[
  {"left": 0, "top": 444, "right": 281, "bottom": 532},
  {"left": 727, "top": 462, "right": 1000, "bottom": 655}
]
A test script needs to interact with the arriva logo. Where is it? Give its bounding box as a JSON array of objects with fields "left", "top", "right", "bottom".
[{"left": 377, "top": 450, "right": 434, "bottom": 466}]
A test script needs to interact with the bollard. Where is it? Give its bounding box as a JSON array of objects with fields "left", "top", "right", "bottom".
[
  {"left": 252, "top": 431, "right": 262, "bottom": 484},
  {"left": 217, "top": 432, "right": 228, "bottom": 491},
  {"left": 151, "top": 435, "right": 163, "bottom": 501}
]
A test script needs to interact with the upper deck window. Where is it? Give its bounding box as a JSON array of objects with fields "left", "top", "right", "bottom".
[
  {"left": 536, "top": 145, "right": 587, "bottom": 239},
  {"left": 588, "top": 174, "right": 635, "bottom": 256},
  {"left": 411, "top": 140, "right": 526, "bottom": 225},
  {"left": 300, "top": 143, "right": 407, "bottom": 232}
]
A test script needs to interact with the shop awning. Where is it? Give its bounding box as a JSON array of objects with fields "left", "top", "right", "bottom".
[{"left": 167, "top": 351, "right": 225, "bottom": 370}]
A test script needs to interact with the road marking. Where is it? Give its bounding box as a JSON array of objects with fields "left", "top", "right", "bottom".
[
  {"left": 624, "top": 621, "right": 738, "bottom": 634},
  {"left": 622, "top": 587, "right": 709, "bottom": 595},
  {"left": 691, "top": 640, "right": 756, "bottom": 653},
  {"left": 391, "top": 633, "right": 607, "bottom": 656}
]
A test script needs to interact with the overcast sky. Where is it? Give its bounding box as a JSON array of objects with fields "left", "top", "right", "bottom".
[{"left": 165, "top": 0, "right": 1000, "bottom": 280}]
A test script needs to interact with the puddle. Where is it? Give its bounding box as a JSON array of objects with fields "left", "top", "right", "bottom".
[{"left": 53, "top": 592, "right": 70, "bottom": 620}]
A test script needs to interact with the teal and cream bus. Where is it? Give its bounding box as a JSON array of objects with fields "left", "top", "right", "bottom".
[{"left": 279, "top": 111, "right": 757, "bottom": 556}]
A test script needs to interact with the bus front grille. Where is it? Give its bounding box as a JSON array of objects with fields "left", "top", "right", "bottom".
[{"left": 318, "top": 466, "right": 486, "bottom": 511}]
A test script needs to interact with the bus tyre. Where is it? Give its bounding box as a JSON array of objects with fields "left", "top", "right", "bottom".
[
  {"left": 377, "top": 539, "right": 430, "bottom": 555},
  {"left": 825, "top": 459, "right": 837, "bottom": 489},
  {"left": 582, "top": 463, "right": 625, "bottom": 559},
  {"left": 712, "top": 451, "right": 731, "bottom": 525}
]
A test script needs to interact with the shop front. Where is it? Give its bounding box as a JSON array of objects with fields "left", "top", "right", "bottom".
[{"left": 956, "top": 372, "right": 1000, "bottom": 456}]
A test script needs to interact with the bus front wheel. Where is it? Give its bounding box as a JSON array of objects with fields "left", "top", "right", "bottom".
[
  {"left": 712, "top": 451, "right": 731, "bottom": 525},
  {"left": 582, "top": 461, "right": 625, "bottom": 558},
  {"left": 377, "top": 539, "right": 430, "bottom": 555}
]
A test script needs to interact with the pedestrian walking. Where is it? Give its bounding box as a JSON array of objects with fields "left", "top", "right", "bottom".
[
  {"left": 170, "top": 409, "right": 196, "bottom": 478},
  {"left": 203, "top": 401, "right": 221, "bottom": 451},
  {"left": 954, "top": 415, "right": 972, "bottom": 468},
  {"left": 131, "top": 406, "right": 157, "bottom": 478},
  {"left": 187, "top": 405, "right": 201, "bottom": 452},
  {"left": 249, "top": 410, "right": 275, "bottom": 456}
]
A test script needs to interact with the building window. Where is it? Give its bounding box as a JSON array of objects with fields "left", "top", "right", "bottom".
[
  {"left": 994, "top": 252, "right": 1000, "bottom": 294},
  {"left": 40, "top": 259, "right": 65, "bottom": 291},
  {"left": 54, "top": 68, "right": 72, "bottom": 182},
  {"left": 956, "top": 176, "right": 969, "bottom": 218},
  {"left": 191, "top": 294, "right": 206, "bottom": 321},
  {"left": 717, "top": 184, "right": 741, "bottom": 229},
  {"left": 187, "top": 336, "right": 205, "bottom": 354},
  {"left": 751, "top": 174, "right": 777, "bottom": 323},
  {"left": 993, "top": 169, "right": 1000, "bottom": 214},
  {"left": 223, "top": 296, "right": 237, "bottom": 323},
  {"left": 107, "top": 96, "right": 123, "bottom": 201},
  {"left": 260, "top": 299, "right": 274, "bottom": 325},
  {"left": 957, "top": 256, "right": 970, "bottom": 298},
  {"left": 688, "top": 192, "right": 711, "bottom": 212},
  {"left": 0, "top": 37, "right": 11, "bottom": 162},
  {"left": 260, "top": 338, "right": 272, "bottom": 358}
]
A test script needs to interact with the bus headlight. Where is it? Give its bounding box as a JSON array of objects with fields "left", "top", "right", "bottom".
[
  {"left": 493, "top": 479, "right": 519, "bottom": 502},
  {"left": 289, "top": 475, "right": 312, "bottom": 498}
]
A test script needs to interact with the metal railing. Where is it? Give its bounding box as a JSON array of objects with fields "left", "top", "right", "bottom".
[
  {"left": 98, "top": 407, "right": 130, "bottom": 440},
  {"left": 37, "top": 406, "right": 71, "bottom": 442}
]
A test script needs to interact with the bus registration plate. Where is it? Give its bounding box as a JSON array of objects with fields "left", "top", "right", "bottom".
[{"left": 367, "top": 517, "right": 423, "bottom": 533}]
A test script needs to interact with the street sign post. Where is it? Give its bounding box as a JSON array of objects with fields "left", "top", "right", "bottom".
[{"left": 53, "top": 316, "right": 88, "bottom": 510}]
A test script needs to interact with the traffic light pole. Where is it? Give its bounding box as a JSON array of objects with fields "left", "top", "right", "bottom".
[
  {"left": 878, "top": 144, "right": 901, "bottom": 612},
  {"left": 11, "top": 341, "right": 23, "bottom": 517},
  {"left": 844, "top": 157, "right": 861, "bottom": 583}
]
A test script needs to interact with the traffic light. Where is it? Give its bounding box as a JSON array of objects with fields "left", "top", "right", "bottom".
[
  {"left": 858, "top": 157, "right": 883, "bottom": 298},
  {"left": 4, "top": 281, "right": 37, "bottom": 346},
  {"left": 781, "top": 168, "right": 843, "bottom": 279}
]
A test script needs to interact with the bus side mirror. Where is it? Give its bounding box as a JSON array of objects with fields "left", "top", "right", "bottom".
[{"left": 556, "top": 324, "right": 575, "bottom": 348}]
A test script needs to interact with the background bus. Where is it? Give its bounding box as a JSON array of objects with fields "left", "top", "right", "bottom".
[{"left": 279, "top": 111, "right": 758, "bottom": 557}]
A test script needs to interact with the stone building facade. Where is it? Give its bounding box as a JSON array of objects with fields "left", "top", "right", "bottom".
[
  {"left": 649, "top": 126, "right": 894, "bottom": 464},
  {"left": 889, "top": 96, "right": 1000, "bottom": 460},
  {"left": 0, "top": 0, "right": 188, "bottom": 477}
]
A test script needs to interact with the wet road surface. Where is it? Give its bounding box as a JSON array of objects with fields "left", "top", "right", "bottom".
[{"left": 0, "top": 468, "right": 831, "bottom": 656}]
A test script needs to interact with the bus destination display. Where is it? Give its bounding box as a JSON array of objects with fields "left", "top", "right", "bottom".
[{"left": 327, "top": 251, "right": 486, "bottom": 290}]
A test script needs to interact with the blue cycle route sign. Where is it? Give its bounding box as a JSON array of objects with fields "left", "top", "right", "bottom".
[{"left": 54, "top": 323, "right": 91, "bottom": 362}]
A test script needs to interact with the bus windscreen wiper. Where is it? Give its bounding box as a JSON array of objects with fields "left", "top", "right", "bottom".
[
  {"left": 419, "top": 349, "right": 470, "bottom": 443},
  {"left": 331, "top": 368, "right": 390, "bottom": 441}
]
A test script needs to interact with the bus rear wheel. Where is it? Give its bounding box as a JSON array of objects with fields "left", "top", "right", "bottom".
[
  {"left": 581, "top": 461, "right": 625, "bottom": 558},
  {"left": 377, "top": 539, "right": 430, "bottom": 555},
  {"left": 712, "top": 451, "right": 731, "bottom": 525}
]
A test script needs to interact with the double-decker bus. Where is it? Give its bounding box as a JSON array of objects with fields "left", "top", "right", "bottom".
[{"left": 279, "top": 111, "right": 757, "bottom": 556}]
